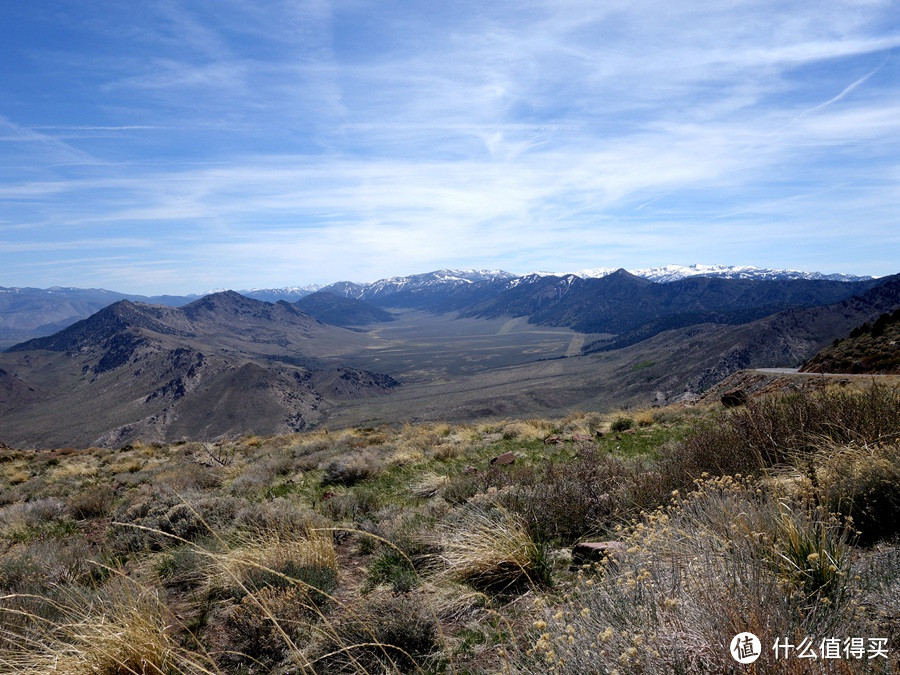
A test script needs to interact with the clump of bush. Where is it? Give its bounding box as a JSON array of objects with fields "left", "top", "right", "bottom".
[
  {"left": 236, "top": 497, "right": 324, "bottom": 536},
  {"left": 311, "top": 592, "right": 439, "bottom": 673},
  {"left": 0, "top": 582, "right": 214, "bottom": 673},
  {"left": 321, "top": 450, "right": 383, "bottom": 487},
  {"left": 661, "top": 383, "right": 900, "bottom": 485},
  {"left": 0, "top": 497, "right": 72, "bottom": 542},
  {"left": 366, "top": 550, "right": 419, "bottom": 593},
  {"left": 518, "top": 476, "right": 856, "bottom": 674},
  {"left": 609, "top": 416, "right": 635, "bottom": 432},
  {"left": 218, "top": 585, "right": 317, "bottom": 669},
  {"left": 110, "top": 492, "right": 239, "bottom": 552},
  {"left": 818, "top": 441, "right": 900, "bottom": 545},
  {"left": 67, "top": 484, "right": 116, "bottom": 519},
  {"left": 208, "top": 528, "right": 338, "bottom": 604}
]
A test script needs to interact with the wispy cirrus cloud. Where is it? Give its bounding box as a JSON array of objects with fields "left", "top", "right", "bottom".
[{"left": 0, "top": 0, "right": 897, "bottom": 292}]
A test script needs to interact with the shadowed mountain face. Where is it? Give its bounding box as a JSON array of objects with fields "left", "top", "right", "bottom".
[
  {"left": 449, "top": 271, "right": 883, "bottom": 337},
  {"left": 0, "top": 286, "right": 195, "bottom": 349},
  {"left": 617, "top": 273, "right": 900, "bottom": 391},
  {"left": 294, "top": 291, "right": 395, "bottom": 326},
  {"left": 0, "top": 292, "right": 396, "bottom": 448}
]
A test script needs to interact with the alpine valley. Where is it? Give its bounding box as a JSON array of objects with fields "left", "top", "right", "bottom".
[{"left": 1, "top": 265, "right": 897, "bottom": 448}]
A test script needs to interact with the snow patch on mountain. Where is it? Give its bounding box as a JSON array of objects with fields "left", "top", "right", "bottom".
[{"left": 576, "top": 264, "right": 871, "bottom": 283}]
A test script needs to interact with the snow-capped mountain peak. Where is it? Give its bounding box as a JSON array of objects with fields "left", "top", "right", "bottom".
[{"left": 576, "top": 264, "right": 871, "bottom": 283}]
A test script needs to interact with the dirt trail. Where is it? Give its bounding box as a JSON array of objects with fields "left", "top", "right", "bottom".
[
  {"left": 566, "top": 333, "right": 586, "bottom": 357},
  {"left": 496, "top": 317, "right": 525, "bottom": 335}
]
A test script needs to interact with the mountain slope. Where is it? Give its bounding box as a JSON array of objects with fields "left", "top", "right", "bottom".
[
  {"left": 800, "top": 308, "right": 900, "bottom": 374},
  {"left": 460, "top": 272, "right": 880, "bottom": 339},
  {"left": 320, "top": 269, "right": 516, "bottom": 304},
  {"left": 0, "top": 292, "right": 396, "bottom": 448},
  {"left": 653, "top": 273, "right": 900, "bottom": 390},
  {"left": 294, "top": 292, "right": 395, "bottom": 326}
]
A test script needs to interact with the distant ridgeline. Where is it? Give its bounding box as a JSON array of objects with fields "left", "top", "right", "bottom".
[{"left": 801, "top": 308, "right": 900, "bottom": 374}]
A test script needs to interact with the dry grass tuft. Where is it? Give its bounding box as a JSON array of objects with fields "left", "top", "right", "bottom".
[
  {"left": 0, "top": 583, "right": 216, "bottom": 674},
  {"left": 432, "top": 507, "right": 552, "bottom": 593},
  {"left": 814, "top": 441, "right": 900, "bottom": 545},
  {"left": 410, "top": 472, "right": 451, "bottom": 499},
  {"left": 208, "top": 528, "right": 338, "bottom": 597},
  {"left": 500, "top": 419, "right": 553, "bottom": 441}
]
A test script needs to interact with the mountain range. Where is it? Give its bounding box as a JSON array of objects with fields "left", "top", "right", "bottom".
[
  {"left": 1, "top": 265, "right": 897, "bottom": 448},
  {"left": 0, "top": 264, "right": 872, "bottom": 347}
]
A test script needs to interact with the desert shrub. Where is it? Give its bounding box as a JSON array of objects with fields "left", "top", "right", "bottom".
[
  {"left": 442, "top": 449, "right": 668, "bottom": 546},
  {"left": 0, "top": 550, "right": 43, "bottom": 593},
  {"left": 6, "top": 538, "right": 102, "bottom": 590},
  {"left": 110, "top": 492, "right": 240, "bottom": 552},
  {"left": 609, "top": 416, "right": 634, "bottom": 432},
  {"left": 0, "top": 497, "right": 67, "bottom": 529},
  {"left": 364, "top": 504, "right": 444, "bottom": 568},
  {"left": 321, "top": 450, "right": 383, "bottom": 487},
  {"left": 155, "top": 461, "right": 225, "bottom": 491},
  {"left": 819, "top": 442, "right": 900, "bottom": 545},
  {"left": 853, "top": 547, "right": 900, "bottom": 646},
  {"left": 241, "top": 558, "right": 338, "bottom": 607},
  {"left": 517, "top": 476, "right": 856, "bottom": 674},
  {"left": 229, "top": 453, "right": 297, "bottom": 496},
  {"left": 67, "top": 483, "right": 116, "bottom": 519},
  {"left": 501, "top": 419, "right": 551, "bottom": 441},
  {"left": 410, "top": 471, "right": 451, "bottom": 499},
  {"left": 366, "top": 550, "right": 419, "bottom": 592},
  {"left": 0, "top": 497, "right": 76, "bottom": 542},
  {"left": 440, "top": 471, "right": 486, "bottom": 505},
  {"left": 491, "top": 450, "right": 630, "bottom": 545},
  {"left": 318, "top": 489, "right": 380, "bottom": 522},
  {"left": 674, "top": 385, "right": 900, "bottom": 479},
  {"left": 311, "top": 592, "right": 439, "bottom": 674},
  {"left": 155, "top": 543, "right": 212, "bottom": 592},
  {"left": 209, "top": 529, "right": 338, "bottom": 606},
  {"left": 433, "top": 506, "right": 552, "bottom": 593},
  {"left": 218, "top": 585, "right": 317, "bottom": 669},
  {"left": 108, "top": 490, "right": 184, "bottom": 552}
]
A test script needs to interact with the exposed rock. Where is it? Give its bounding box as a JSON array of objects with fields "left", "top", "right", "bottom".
[
  {"left": 489, "top": 451, "right": 517, "bottom": 466},
  {"left": 571, "top": 541, "right": 626, "bottom": 567},
  {"left": 721, "top": 388, "right": 750, "bottom": 408},
  {"left": 571, "top": 433, "right": 593, "bottom": 443},
  {"left": 543, "top": 434, "right": 563, "bottom": 445}
]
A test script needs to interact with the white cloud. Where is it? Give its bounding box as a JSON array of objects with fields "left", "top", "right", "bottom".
[{"left": 0, "top": 0, "right": 897, "bottom": 292}]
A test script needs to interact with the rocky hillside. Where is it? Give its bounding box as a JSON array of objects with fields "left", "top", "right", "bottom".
[
  {"left": 0, "top": 293, "right": 396, "bottom": 448},
  {"left": 801, "top": 308, "right": 900, "bottom": 374}
]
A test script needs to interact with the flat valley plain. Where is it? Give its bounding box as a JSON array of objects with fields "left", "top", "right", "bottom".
[
  {"left": 311, "top": 309, "right": 695, "bottom": 429},
  {"left": 333, "top": 309, "right": 607, "bottom": 380}
]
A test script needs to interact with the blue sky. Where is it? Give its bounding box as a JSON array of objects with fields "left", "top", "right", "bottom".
[{"left": 1, "top": 0, "right": 898, "bottom": 294}]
